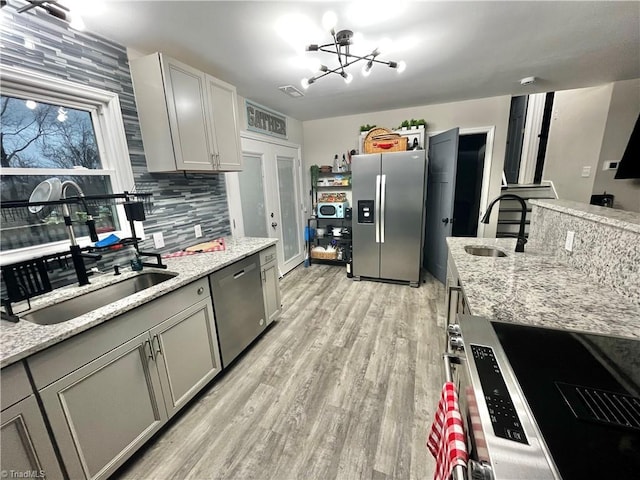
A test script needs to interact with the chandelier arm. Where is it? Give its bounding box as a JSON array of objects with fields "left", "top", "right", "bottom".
[
  {"left": 308, "top": 69, "right": 337, "bottom": 83},
  {"left": 330, "top": 30, "right": 347, "bottom": 71},
  {"left": 370, "top": 58, "right": 394, "bottom": 66},
  {"left": 317, "top": 48, "right": 392, "bottom": 66}
]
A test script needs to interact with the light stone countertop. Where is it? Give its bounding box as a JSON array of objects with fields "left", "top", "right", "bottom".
[
  {"left": 0, "top": 237, "right": 277, "bottom": 368},
  {"left": 530, "top": 199, "right": 640, "bottom": 233},
  {"left": 447, "top": 237, "right": 640, "bottom": 339}
]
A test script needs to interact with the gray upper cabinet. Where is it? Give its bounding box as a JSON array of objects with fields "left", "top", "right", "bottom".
[
  {"left": 206, "top": 74, "right": 243, "bottom": 171},
  {"left": 130, "top": 53, "right": 242, "bottom": 172}
]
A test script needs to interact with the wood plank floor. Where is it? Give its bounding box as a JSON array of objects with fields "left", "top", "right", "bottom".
[{"left": 114, "top": 265, "right": 447, "bottom": 480}]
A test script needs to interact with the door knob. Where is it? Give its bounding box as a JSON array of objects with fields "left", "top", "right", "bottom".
[
  {"left": 441, "top": 218, "right": 449, "bottom": 224},
  {"left": 271, "top": 222, "right": 278, "bottom": 228}
]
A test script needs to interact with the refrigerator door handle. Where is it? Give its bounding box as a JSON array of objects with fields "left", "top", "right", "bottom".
[
  {"left": 375, "top": 174, "right": 381, "bottom": 243},
  {"left": 380, "top": 174, "right": 387, "bottom": 243}
]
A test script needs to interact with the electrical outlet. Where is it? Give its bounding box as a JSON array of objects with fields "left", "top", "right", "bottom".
[
  {"left": 581, "top": 166, "right": 591, "bottom": 178},
  {"left": 565, "top": 231, "right": 575, "bottom": 252},
  {"left": 153, "top": 232, "right": 165, "bottom": 249},
  {"left": 194, "top": 224, "right": 203, "bottom": 238}
]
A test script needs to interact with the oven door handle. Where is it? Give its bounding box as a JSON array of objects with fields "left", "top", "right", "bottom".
[
  {"left": 442, "top": 354, "right": 468, "bottom": 480},
  {"left": 443, "top": 353, "right": 461, "bottom": 383}
]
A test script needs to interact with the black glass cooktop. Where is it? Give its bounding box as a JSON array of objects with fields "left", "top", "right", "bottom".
[{"left": 492, "top": 322, "right": 640, "bottom": 480}]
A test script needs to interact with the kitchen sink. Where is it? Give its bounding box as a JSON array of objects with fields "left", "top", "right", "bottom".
[
  {"left": 464, "top": 245, "right": 508, "bottom": 257},
  {"left": 22, "top": 272, "right": 178, "bottom": 325}
]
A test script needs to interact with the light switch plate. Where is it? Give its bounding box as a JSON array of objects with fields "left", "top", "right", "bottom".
[
  {"left": 581, "top": 166, "right": 591, "bottom": 177},
  {"left": 565, "top": 231, "right": 575, "bottom": 252},
  {"left": 194, "top": 224, "right": 203, "bottom": 238},
  {"left": 153, "top": 232, "right": 165, "bottom": 249}
]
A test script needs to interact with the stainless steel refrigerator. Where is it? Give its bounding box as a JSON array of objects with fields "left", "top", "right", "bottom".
[{"left": 351, "top": 150, "right": 427, "bottom": 287}]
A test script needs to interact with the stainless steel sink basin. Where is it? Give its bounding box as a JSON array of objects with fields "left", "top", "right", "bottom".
[
  {"left": 464, "top": 245, "right": 508, "bottom": 257},
  {"left": 22, "top": 272, "right": 178, "bottom": 325}
]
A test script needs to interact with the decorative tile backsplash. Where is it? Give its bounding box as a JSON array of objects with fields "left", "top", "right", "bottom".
[
  {"left": 1, "top": 9, "right": 231, "bottom": 288},
  {"left": 529, "top": 200, "right": 640, "bottom": 305}
]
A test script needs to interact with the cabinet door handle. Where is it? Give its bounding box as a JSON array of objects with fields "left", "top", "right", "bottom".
[
  {"left": 144, "top": 339, "right": 155, "bottom": 361},
  {"left": 197, "top": 287, "right": 204, "bottom": 295},
  {"left": 152, "top": 334, "right": 162, "bottom": 356}
]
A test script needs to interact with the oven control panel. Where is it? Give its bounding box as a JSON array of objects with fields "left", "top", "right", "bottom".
[{"left": 471, "top": 344, "right": 528, "bottom": 444}]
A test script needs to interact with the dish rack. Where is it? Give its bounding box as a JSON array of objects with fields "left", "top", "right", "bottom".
[{"left": 1, "top": 191, "right": 164, "bottom": 322}]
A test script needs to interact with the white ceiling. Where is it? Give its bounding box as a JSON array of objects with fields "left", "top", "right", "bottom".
[{"left": 82, "top": 1, "right": 640, "bottom": 121}]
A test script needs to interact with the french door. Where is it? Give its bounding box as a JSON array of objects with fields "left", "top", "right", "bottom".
[{"left": 226, "top": 135, "right": 304, "bottom": 275}]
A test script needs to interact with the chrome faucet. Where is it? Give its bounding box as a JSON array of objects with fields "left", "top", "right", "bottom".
[{"left": 480, "top": 194, "right": 528, "bottom": 252}]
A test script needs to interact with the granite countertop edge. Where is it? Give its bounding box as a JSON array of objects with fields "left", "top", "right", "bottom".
[
  {"left": 530, "top": 199, "right": 640, "bottom": 233},
  {"left": 446, "top": 237, "right": 640, "bottom": 339},
  {"left": 0, "top": 237, "right": 277, "bottom": 369}
]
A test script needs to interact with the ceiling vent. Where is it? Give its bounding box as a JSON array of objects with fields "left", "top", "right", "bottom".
[{"left": 278, "top": 85, "right": 304, "bottom": 98}]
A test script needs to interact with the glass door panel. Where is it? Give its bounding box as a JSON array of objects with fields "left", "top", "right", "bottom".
[
  {"left": 276, "top": 154, "right": 300, "bottom": 264},
  {"left": 238, "top": 153, "right": 268, "bottom": 237}
]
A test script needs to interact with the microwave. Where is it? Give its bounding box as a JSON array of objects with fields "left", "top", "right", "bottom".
[{"left": 317, "top": 202, "right": 349, "bottom": 218}]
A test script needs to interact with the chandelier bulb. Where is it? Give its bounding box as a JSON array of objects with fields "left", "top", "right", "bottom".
[
  {"left": 301, "top": 78, "right": 310, "bottom": 90},
  {"left": 397, "top": 60, "right": 407, "bottom": 73},
  {"left": 343, "top": 72, "right": 353, "bottom": 84},
  {"left": 362, "top": 61, "right": 373, "bottom": 77}
]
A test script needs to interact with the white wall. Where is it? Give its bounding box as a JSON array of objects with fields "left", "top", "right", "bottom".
[
  {"left": 592, "top": 78, "right": 640, "bottom": 212},
  {"left": 302, "top": 95, "right": 511, "bottom": 237},
  {"left": 542, "top": 85, "right": 613, "bottom": 203}
]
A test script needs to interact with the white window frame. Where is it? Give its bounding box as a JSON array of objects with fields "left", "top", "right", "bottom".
[{"left": 0, "top": 65, "right": 136, "bottom": 265}]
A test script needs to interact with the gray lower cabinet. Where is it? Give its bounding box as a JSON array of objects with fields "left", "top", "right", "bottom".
[
  {"left": 1, "top": 395, "right": 64, "bottom": 480},
  {"left": 151, "top": 298, "right": 222, "bottom": 417},
  {"left": 1, "top": 362, "right": 63, "bottom": 480},
  {"left": 40, "top": 332, "right": 167, "bottom": 480},
  {"left": 259, "top": 246, "right": 281, "bottom": 326},
  {"left": 31, "top": 279, "right": 222, "bottom": 480}
]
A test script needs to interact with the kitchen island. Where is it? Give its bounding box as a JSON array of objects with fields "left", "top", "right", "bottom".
[
  {"left": 0, "top": 236, "right": 276, "bottom": 367},
  {"left": 446, "top": 199, "right": 640, "bottom": 339},
  {"left": 446, "top": 237, "right": 639, "bottom": 339}
]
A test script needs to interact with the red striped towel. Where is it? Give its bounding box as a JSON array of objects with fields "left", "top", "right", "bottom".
[{"left": 427, "top": 382, "right": 468, "bottom": 480}]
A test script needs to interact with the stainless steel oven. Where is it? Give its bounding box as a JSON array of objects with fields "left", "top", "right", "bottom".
[{"left": 443, "top": 315, "right": 640, "bottom": 480}]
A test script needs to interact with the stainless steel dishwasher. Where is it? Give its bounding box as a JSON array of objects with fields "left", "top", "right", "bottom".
[{"left": 209, "top": 253, "right": 266, "bottom": 367}]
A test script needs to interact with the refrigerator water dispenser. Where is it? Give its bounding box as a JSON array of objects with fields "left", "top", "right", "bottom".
[{"left": 358, "top": 200, "right": 375, "bottom": 223}]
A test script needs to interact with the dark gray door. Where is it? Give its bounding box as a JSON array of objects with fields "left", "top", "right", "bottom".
[
  {"left": 380, "top": 151, "right": 426, "bottom": 284},
  {"left": 352, "top": 154, "right": 382, "bottom": 279},
  {"left": 504, "top": 95, "right": 528, "bottom": 183},
  {"left": 424, "top": 128, "right": 459, "bottom": 283}
]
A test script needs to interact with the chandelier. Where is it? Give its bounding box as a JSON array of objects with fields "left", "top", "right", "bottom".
[{"left": 301, "top": 12, "right": 406, "bottom": 89}]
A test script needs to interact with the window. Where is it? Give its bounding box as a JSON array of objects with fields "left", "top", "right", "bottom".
[{"left": 0, "top": 66, "right": 135, "bottom": 264}]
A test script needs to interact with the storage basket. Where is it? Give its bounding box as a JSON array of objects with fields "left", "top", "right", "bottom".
[
  {"left": 364, "top": 136, "right": 408, "bottom": 153},
  {"left": 311, "top": 249, "right": 338, "bottom": 260}
]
